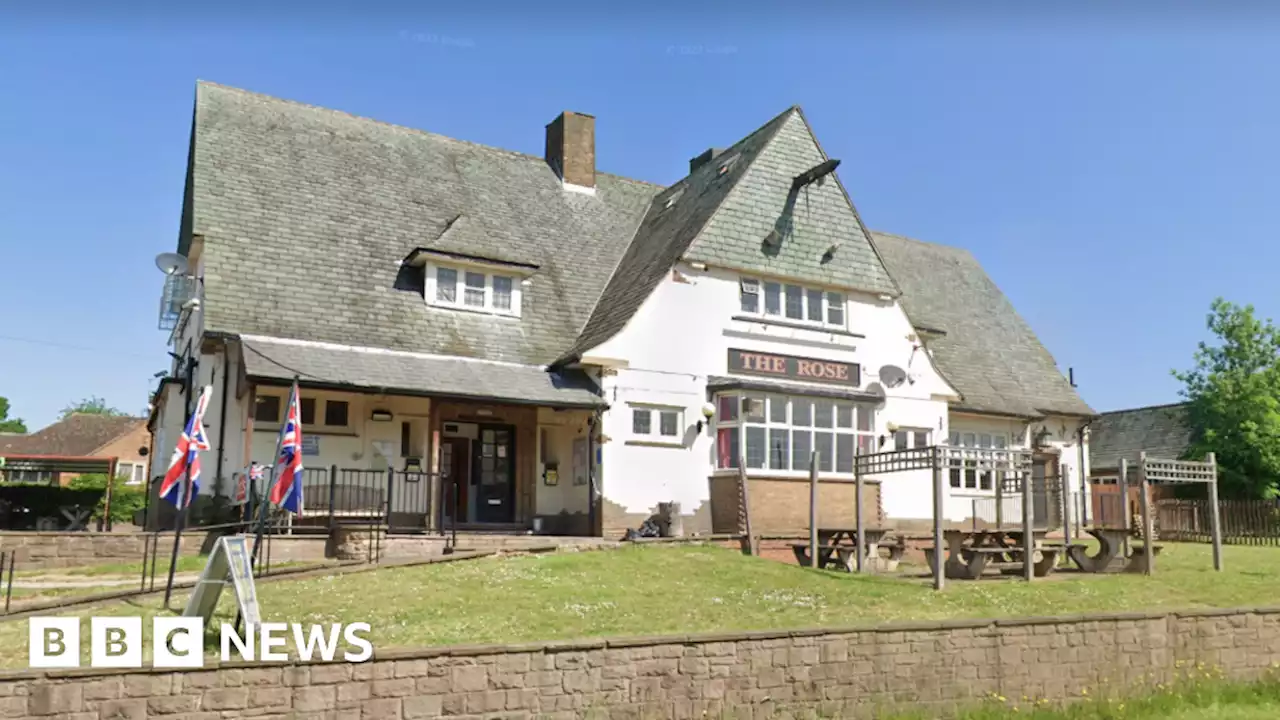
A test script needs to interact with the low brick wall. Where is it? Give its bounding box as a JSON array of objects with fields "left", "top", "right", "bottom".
[
  {"left": 4, "top": 607, "right": 1278, "bottom": 718},
  {"left": 0, "top": 532, "right": 199, "bottom": 571}
]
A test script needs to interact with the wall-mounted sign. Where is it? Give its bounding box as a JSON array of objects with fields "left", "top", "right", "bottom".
[
  {"left": 301, "top": 435, "right": 320, "bottom": 456},
  {"left": 727, "top": 348, "right": 860, "bottom": 387}
]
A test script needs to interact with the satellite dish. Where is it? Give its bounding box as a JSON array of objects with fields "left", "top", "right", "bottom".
[
  {"left": 878, "top": 365, "right": 908, "bottom": 389},
  {"left": 154, "top": 252, "right": 189, "bottom": 276}
]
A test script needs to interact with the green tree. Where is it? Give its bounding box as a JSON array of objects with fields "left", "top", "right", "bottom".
[
  {"left": 60, "top": 396, "right": 127, "bottom": 419},
  {"left": 1172, "top": 298, "right": 1280, "bottom": 499},
  {"left": 0, "top": 396, "right": 27, "bottom": 433}
]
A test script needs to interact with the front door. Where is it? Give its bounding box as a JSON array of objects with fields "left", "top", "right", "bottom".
[
  {"left": 1031, "top": 457, "right": 1054, "bottom": 529},
  {"left": 473, "top": 425, "right": 516, "bottom": 523},
  {"left": 440, "top": 437, "right": 470, "bottom": 522}
]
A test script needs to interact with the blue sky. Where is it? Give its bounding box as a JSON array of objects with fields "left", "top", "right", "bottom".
[{"left": 2, "top": 4, "right": 1278, "bottom": 430}]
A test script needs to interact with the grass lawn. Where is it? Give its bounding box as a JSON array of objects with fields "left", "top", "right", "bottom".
[
  {"left": 0, "top": 541, "right": 1275, "bottom": 669},
  {"left": 894, "top": 675, "right": 1280, "bottom": 719}
]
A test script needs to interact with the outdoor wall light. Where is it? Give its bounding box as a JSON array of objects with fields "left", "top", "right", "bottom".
[
  {"left": 370, "top": 409, "right": 393, "bottom": 422},
  {"left": 696, "top": 402, "right": 716, "bottom": 433}
]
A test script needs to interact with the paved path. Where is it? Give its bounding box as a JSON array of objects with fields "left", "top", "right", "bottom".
[{"left": 9, "top": 574, "right": 201, "bottom": 589}]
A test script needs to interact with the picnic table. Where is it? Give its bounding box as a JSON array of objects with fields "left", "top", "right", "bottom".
[
  {"left": 790, "top": 527, "right": 903, "bottom": 572},
  {"left": 925, "top": 529, "right": 1059, "bottom": 580},
  {"left": 1066, "top": 527, "right": 1163, "bottom": 574}
]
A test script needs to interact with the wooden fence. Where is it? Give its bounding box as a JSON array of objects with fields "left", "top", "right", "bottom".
[{"left": 1157, "top": 498, "right": 1280, "bottom": 546}]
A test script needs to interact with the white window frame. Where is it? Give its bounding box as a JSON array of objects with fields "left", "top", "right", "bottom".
[
  {"left": 628, "top": 404, "right": 684, "bottom": 446},
  {"left": 713, "top": 392, "right": 875, "bottom": 477},
  {"left": 738, "top": 276, "right": 847, "bottom": 330},
  {"left": 425, "top": 261, "right": 522, "bottom": 317},
  {"left": 115, "top": 462, "right": 147, "bottom": 486},
  {"left": 946, "top": 430, "right": 1012, "bottom": 493},
  {"left": 892, "top": 427, "right": 933, "bottom": 452}
]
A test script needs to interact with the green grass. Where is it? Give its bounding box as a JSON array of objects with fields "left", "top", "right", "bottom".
[
  {"left": 888, "top": 675, "right": 1280, "bottom": 719},
  {"left": 0, "top": 541, "right": 1275, "bottom": 669}
]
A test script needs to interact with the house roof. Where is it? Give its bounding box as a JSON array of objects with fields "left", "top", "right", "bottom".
[
  {"left": 0, "top": 415, "right": 145, "bottom": 458},
  {"left": 561, "top": 108, "right": 900, "bottom": 363},
  {"left": 240, "top": 336, "right": 604, "bottom": 409},
  {"left": 1089, "top": 402, "right": 1194, "bottom": 473},
  {"left": 186, "top": 82, "right": 659, "bottom": 368},
  {"left": 871, "top": 231, "right": 1094, "bottom": 419}
]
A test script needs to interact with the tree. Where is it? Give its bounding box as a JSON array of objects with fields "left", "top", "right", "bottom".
[
  {"left": 60, "top": 396, "right": 127, "bottom": 419},
  {"left": 0, "top": 396, "right": 26, "bottom": 433},
  {"left": 1172, "top": 298, "right": 1280, "bottom": 499}
]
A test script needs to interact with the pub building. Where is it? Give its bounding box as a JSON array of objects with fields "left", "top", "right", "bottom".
[{"left": 152, "top": 84, "right": 1092, "bottom": 539}]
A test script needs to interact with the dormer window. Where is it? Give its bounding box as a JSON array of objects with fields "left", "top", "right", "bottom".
[{"left": 426, "top": 262, "right": 522, "bottom": 317}]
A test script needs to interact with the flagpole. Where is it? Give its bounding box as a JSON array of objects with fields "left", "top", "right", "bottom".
[
  {"left": 250, "top": 378, "right": 296, "bottom": 567},
  {"left": 163, "top": 384, "right": 203, "bottom": 610}
]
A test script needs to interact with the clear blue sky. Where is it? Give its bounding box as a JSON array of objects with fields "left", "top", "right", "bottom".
[{"left": 2, "top": 4, "right": 1278, "bottom": 430}]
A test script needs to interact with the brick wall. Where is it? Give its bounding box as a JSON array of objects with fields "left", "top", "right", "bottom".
[
  {"left": 6, "top": 607, "right": 1278, "bottom": 718},
  {"left": 709, "top": 475, "right": 882, "bottom": 535}
]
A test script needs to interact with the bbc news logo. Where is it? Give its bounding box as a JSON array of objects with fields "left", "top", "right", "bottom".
[{"left": 29, "top": 617, "right": 373, "bottom": 668}]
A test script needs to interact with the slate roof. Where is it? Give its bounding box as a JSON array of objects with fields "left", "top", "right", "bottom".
[
  {"left": 561, "top": 108, "right": 899, "bottom": 363},
  {"left": 1089, "top": 403, "right": 1194, "bottom": 473},
  {"left": 240, "top": 336, "right": 604, "bottom": 408},
  {"left": 0, "top": 415, "right": 145, "bottom": 457},
  {"left": 871, "top": 232, "right": 1094, "bottom": 419},
  {"left": 184, "top": 82, "right": 658, "bottom": 369}
]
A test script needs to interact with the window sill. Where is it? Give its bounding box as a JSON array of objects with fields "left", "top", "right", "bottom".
[
  {"left": 426, "top": 301, "right": 521, "bottom": 319},
  {"left": 710, "top": 469, "right": 881, "bottom": 483},
  {"left": 626, "top": 439, "right": 686, "bottom": 449},
  {"left": 730, "top": 315, "right": 865, "bottom": 339}
]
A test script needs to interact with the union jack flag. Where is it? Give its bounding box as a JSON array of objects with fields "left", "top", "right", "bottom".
[
  {"left": 268, "top": 382, "right": 304, "bottom": 515},
  {"left": 160, "top": 385, "right": 213, "bottom": 509}
]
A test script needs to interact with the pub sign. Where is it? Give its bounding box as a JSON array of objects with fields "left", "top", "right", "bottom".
[{"left": 727, "top": 348, "right": 861, "bottom": 387}]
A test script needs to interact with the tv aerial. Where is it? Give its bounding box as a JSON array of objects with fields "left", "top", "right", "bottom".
[
  {"left": 154, "top": 252, "right": 189, "bottom": 277},
  {"left": 878, "top": 365, "right": 908, "bottom": 389}
]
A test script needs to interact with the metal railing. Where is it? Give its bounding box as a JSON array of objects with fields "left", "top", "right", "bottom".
[{"left": 248, "top": 465, "right": 442, "bottom": 535}]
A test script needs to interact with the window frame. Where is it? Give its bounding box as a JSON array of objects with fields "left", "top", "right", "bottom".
[
  {"left": 713, "top": 392, "right": 875, "bottom": 477},
  {"left": 425, "top": 262, "right": 522, "bottom": 317},
  {"left": 738, "top": 275, "right": 847, "bottom": 330},
  {"left": 627, "top": 404, "right": 685, "bottom": 446},
  {"left": 946, "top": 430, "right": 1013, "bottom": 493}
]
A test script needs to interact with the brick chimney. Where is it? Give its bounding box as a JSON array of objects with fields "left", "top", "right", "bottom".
[
  {"left": 545, "top": 111, "right": 596, "bottom": 190},
  {"left": 689, "top": 147, "right": 726, "bottom": 174}
]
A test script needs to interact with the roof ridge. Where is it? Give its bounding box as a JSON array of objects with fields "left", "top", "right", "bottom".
[
  {"left": 195, "top": 80, "right": 663, "bottom": 189},
  {"left": 870, "top": 229, "right": 975, "bottom": 258},
  {"left": 556, "top": 107, "right": 801, "bottom": 363},
  {"left": 1098, "top": 401, "right": 1190, "bottom": 416}
]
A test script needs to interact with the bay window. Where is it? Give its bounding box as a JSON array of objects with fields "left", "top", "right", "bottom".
[{"left": 714, "top": 393, "right": 875, "bottom": 475}]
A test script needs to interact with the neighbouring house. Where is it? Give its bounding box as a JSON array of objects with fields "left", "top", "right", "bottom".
[
  {"left": 150, "top": 82, "right": 1094, "bottom": 537},
  {"left": 1086, "top": 402, "right": 1194, "bottom": 525},
  {"left": 0, "top": 414, "right": 151, "bottom": 485}
]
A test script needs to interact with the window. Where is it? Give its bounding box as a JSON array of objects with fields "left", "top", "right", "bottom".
[
  {"left": 256, "top": 394, "right": 351, "bottom": 430},
  {"left": 427, "top": 263, "right": 521, "bottom": 316},
  {"left": 1, "top": 470, "right": 54, "bottom": 484},
  {"left": 893, "top": 428, "right": 932, "bottom": 452},
  {"left": 254, "top": 395, "right": 281, "bottom": 423},
  {"left": 947, "top": 430, "right": 1011, "bottom": 492},
  {"left": 738, "top": 276, "right": 846, "bottom": 329},
  {"left": 630, "top": 405, "right": 683, "bottom": 442},
  {"left": 116, "top": 462, "right": 146, "bottom": 485},
  {"left": 714, "top": 393, "right": 875, "bottom": 474},
  {"left": 324, "top": 400, "right": 349, "bottom": 427}
]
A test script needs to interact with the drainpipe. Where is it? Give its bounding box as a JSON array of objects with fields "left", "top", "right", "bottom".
[
  {"left": 213, "top": 341, "right": 231, "bottom": 499},
  {"left": 1077, "top": 421, "right": 1093, "bottom": 531}
]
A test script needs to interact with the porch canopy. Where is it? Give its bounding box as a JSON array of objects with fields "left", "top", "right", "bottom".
[{"left": 240, "top": 335, "right": 606, "bottom": 408}]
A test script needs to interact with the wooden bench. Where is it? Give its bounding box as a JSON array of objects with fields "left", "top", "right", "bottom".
[
  {"left": 875, "top": 538, "right": 906, "bottom": 572},
  {"left": 924, "top": 546, "right": 1061, "bottom": 579},
  {"left": 1123, "top": 543, "right": 1165, "bottom": 573}
]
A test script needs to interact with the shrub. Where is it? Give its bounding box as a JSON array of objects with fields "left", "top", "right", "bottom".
[{"left": 67, "top": 474, "right": 147, "bottom": 525}]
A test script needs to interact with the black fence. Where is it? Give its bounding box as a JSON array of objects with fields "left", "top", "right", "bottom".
[{"left": 247, "top": 465, "right": 441, "bottom": 535}]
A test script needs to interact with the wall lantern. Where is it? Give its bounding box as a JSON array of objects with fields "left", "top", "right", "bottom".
[
  {"left": 1033, "top": 426, "right": 1052, "bottom": 449},
  {"left": 370, "top": 409, "right": 394, "bottom": 422},
  {"left": 696, "top": 402, "right": 716, "bottom": 434}
]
